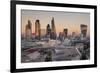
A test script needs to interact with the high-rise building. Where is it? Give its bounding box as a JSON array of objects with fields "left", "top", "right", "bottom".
[
  {"left": 63, "top": 28, "right": 68, "bottom": 38},
  {"left": 46, "top": 24, "right": 51, "bottom": 35},
  {"left": 25, "top": 20, "right": 32, "bottom": 40},
  {"left": 51, "top": 17, "right": 56, "bottom": 39},
  {"left": 35, "top": 20, "right": 41, "bottom": 40},
  {"left": 80, "top": 24, "right": 87, "bottom": 37},
  {"left": 51, "top": 17, "right": 56, "bottom": 33}
]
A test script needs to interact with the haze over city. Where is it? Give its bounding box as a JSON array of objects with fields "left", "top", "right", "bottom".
[{"left": 21, "top": 10, "right": 90, "bottom": 36}]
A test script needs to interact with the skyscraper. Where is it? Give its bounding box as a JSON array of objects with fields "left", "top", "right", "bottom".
[
  {"left": 46, "top": 24, "right": 51, "bottom": 35},
  {"left": 35, "top": 20, "right": 41, "bottom": 40},
  {"left": 25, "top": 20, "right": 32, "bottom": 40},
  {"left": 51, "top": 17, "right": 56, "bottom": 39},
  {"left": 51, "top": 17, "right": 56, "bottom": 33},
  {"left": 80, "top": 24, "right": 87, "bottom": 37}
]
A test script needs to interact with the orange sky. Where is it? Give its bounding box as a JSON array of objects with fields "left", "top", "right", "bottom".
[{"left": 21, "top": 10, "right": 90, "bottom": 36}]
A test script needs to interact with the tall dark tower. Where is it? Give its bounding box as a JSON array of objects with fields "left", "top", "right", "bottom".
[
  {"left": 51, "top": 17, "right": 56, "bottom": 39},
  {"left": 25, "top": 20, "right": 32, "bottom": 40},
  {"left": 46, "top": 24, "right": 51, "bottom": 35},
  {"left": 35, "top": 20, "right": 41, "bottom": 40},
  {"left": 80, "top": 24, "right": 87, "bottom": 37},
  {"left": 51, "top": 17, "right": 56, "bottom": 33}
]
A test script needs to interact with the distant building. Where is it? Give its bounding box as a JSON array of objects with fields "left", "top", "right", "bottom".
[
  {"left": 72, "top": 32, "right": 76, "bottom": 39},
  {"left": 46, "top": 24, "right": 51, "bottom": 35},
  {"left": 80, "top": 24, "right": 87, "bottom": 37},
  {"left": 51, "top": 17, "right": 56, "bottom": 39},
  {"left": 58, "top": 32, "right": 64, "bottom": 42},
  {"left": 35, "top": 20, "right": 41, "bottom": 40},
  {"left": 25, "top": 20, "right": 32, "bottom": 40},
  {"left": 50, "top": 32, "right": 56, "bottom": 40},
  {"left": 63, "top": 28, "right": 68, "bottom": 38},
  {"left": 51, "top": 17, "right": 56, "bottom": 33}
]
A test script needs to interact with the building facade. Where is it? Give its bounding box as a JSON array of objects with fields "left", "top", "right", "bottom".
[{"left": 35, "top": 20, "right": 41, "bottom": 40}]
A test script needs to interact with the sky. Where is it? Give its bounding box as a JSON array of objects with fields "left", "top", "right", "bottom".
[{"left": 21, "top": 10, "right": 90, "bottom": 36}]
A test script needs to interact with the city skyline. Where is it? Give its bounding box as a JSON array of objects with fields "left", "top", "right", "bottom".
[{"left": 21, "top": 10, "right": 90, "bottom": 36}]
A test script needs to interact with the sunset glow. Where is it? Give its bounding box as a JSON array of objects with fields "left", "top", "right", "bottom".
[{"left": 21, "top": 10, "right": 90, "bottom": 36}]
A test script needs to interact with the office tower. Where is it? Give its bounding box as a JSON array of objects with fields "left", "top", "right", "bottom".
[
  {"left": 35, "top": 20, "right": 41, "bottom": 40},
  {"left": 51, "top": 17, "right": 56, "bottom": 39},
  {"left": 46, "top": 24, "right": 51, "bottom": 35},
  {"left": 80, "top": 24, "right": 87, "bottom": 37},
  {"left": 25, "top": 20, "right": 32, "bottom": 40},
  {"left": 63, "top": 28, "right": 68, "bottom": 38},
  {"left": 51, "top": 17, "right": 56, "bottom": 33}
]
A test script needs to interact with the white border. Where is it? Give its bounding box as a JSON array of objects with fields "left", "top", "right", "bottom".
[{"left": 16, "top": 4, "right": 94, "bottom": 69}]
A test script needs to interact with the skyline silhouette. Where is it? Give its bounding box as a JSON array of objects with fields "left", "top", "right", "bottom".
[{"left": 21, "top": 10, "right": 90, "bottom": 36}]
